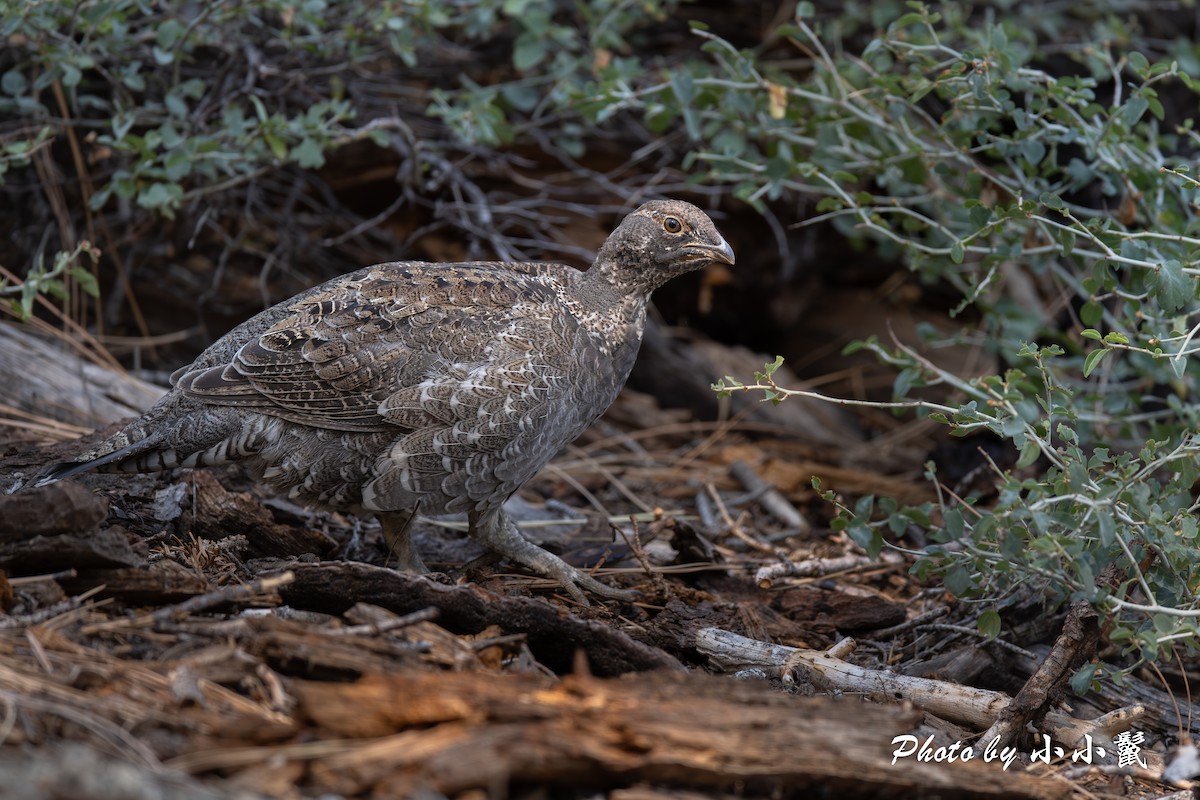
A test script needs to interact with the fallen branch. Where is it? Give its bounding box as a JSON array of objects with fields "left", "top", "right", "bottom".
[
  {"left": 980, "top": 600, "right": 1099, "bottom": 748},
  {"left": 755, "top": 550, "right": 906, "bottom": 588},
  {"left": 695, "top": 626, "right": 1160, "bottom": 773}
]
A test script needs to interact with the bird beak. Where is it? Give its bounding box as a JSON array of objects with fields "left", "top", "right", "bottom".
[{"left": 690, "top": 236, "right": 736, "bottom": 266}]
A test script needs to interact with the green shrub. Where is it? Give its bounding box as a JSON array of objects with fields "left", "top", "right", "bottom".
[{"left": 708, "top": 2, "right": 1200, "bottom": 673}]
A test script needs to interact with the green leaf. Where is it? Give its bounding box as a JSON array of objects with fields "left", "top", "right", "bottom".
[
  {"left": 1156, "top": 260, "right": 1192, "bottom": 312},
  {"left": 1059, "top": 228, "right": 1075, "bottom": 257},
  {"left": 949, "top": 240, "right": 964, "bottom": 264},
  {"left": 165, "top": 91, "right": 188, "bottom": 118},
  {"left": 1016, "top": 437, "right": 1041, "bottom": 469},
  {"left": 1, "top": 70, "right": 27, "bottom": 97},
  {"left": 163, "top": 149, "right": 191, "bottom": 181},
  {"left": 250, "top": 95, "right": 269, "bottom": 123},
  {"left": 264, "top": 132, "right": 288, "bottom": 161},
  {"left": 1070, "top": 663, "right": 1101, "bottom": 696},
  {"left": 290, "top": 137, "right": 325, "bottom": 169},
  {"left": 512, "top": 33, "right": 545, "bottom": 71},
  {"left": 670, "top": 71, "right": 700, "bottom": 140},
  {"left": 1080, "top": 327, "right": 1102, "bottom": 341},
  {"left": 1083, "top": 348, "right": 1108, "bottom": 377},
  {"left": 1116, "top": 95, "right": 1149, "bottom": 129},
  {"left": 1040, "top": 192, "right": 1063, "bottom": 210},
  {"left": 977, "top": 609, "right": 1001, "bottom": 640},
  {"left": 847, "top": 524, "right": 883, "bottom": 558},
  {"left": 1079, "top": 303, "right": 1103, "bottom": 328},
  {"left": 61, "top": 63, "right": 82, "bottom": 87},
  {"left": 69, "top": 266, "right": 99, "bottom": 298},
  {"left": 136, "top": 182, "right": 182, "bottom": 214},
  {"left": 156, "top": 18, "right": 185, "bottom": 50},
  {"left": 943, "top": 566, "right": 974, "bottom": 597},
  {"left": 1097, "top": 511, "right": 1115, "bottom": 547},
  {"left": 890, "top": 12, "right": 929, "bottom": 31}
]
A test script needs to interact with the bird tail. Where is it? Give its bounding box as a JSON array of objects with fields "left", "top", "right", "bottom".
[{"left": 35, "top": 432, "right": 167, "bottom": 487}]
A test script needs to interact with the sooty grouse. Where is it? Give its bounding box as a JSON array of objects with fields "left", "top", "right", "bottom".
[{"left": 38, "top": 200, "right": 735, "bottom": 602}]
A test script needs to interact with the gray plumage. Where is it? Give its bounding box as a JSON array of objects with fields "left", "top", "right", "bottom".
[{"left": 39, "top": 200, "right": 735, "bottom": 602}]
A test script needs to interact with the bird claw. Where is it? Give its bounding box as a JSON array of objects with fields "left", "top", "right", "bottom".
[
  {"left": 549, "top": 563, "right": 640, "bottom": 606},
  {"left": 471, "top": 511, "right": 638, "bottom": 605}
]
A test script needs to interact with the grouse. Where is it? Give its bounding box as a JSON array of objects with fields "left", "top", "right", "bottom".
[{"left": 38, "top": 200, "right": 735, "bottom": 602}]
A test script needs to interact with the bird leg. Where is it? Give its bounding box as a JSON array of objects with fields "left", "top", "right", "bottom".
[
  {"left": 378, "top": 508, "right": 427, "bottom": 573},
  {"left": 469, "top": 509, "right": 637, "bottom": 605}
]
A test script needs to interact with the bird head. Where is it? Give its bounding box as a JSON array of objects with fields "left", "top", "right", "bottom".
[{"left": 593, "top": 199, "right": 735, "bottom": 295}]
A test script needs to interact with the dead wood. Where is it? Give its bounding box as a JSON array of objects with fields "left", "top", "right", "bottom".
[
  {"left": 756, "top": 550, "right": 907, "bottom": 588},
  {"left": 0, "top": 528, "right": 143, "bottom": 572},
  {"left": 247, "top": 614, "right": 432, "bottom": 680},
  {"left": 905, "top": 644, "right": 1000, "bottom": 687},
  {"left": 0, "top": 268, "right": 1172, "bottom": 799},
  {"left": 279, "top": 561, "right": 684, "bottom": 676},
  {"left": 696, "top": 627, "right": 1159, "bottom": 772},
  {"left": 0, "top": 625, "right": 296, "bottom": 757},
  {"left": 61, "top": 561, "right": 210, "bottom": 603},
  {"left": 188, "top": 471, "right": 337, "bottom": 557},
  {"left": 187, "top": 670, "right": 1062, "bottom": 799},
  {"left": 1005, "top": 648, "right": 1200, "bottom": 746},
  {"left": 728, "top": 458, "right": 809, "bottom": 532},
  {"left": 772, "top": 585, "right": 907, "bottom": 632},
  {"left": 0, "top": 480, "right": 108, "bottom": 541},
  {"left": 149, "top": 571, "right": 294, "bottom": 624},
  {"left": 980, "top": 601, "right": 1099, "bottom": 748},
  {"left": 0, "top": 742, "right": 241, "bottom": 800},
  {"left": 630, "top": 322, "right": 861, "bottom": 447},
  {"left": 0, "top": 321, "right": 164, "bottom": 431}
]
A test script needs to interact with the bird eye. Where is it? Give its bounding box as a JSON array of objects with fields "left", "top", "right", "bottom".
[{"left": 663, "top": 216, "right": 683, "bottom": 234}]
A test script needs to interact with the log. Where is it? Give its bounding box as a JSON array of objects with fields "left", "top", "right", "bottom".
[
  {"left": 188, "top": 471, "right": 337, "bottom": 557},
  {"left": 61, "top": 561, "right": 210, "bottom": 603},
  {"left": 0, "top": 481, "right": 108, "bottom": 542},
  {"left": 263, "top": 670, "right": 1059, "bottom": 798},
  {"left": 695, "top": 627, "right": 1161, "bottom": 772},
  {"left": 279, "top": 561, "right": 684, "bottom": 676},
  {"left": 0, "top": 321, "right": 164, "bottom": 431},
  {"left": 0, "top": 529, "right": 143, "bottom": 573},
  {"left": 630, "top": 321, "right": 861, "bottom": 446},
  {"left": 0, "top": 742, "right": 234, "bottom": 800}
]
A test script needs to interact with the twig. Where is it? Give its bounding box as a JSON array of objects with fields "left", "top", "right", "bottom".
[
  {"left": 6, "top": 569, "right": 79, "bottom": 587},
  {"left": 869, "top": 605, "right": 951, "bottom": 639},
  {"left": 148, "top": 571, "right": 295, "bottom": 626},
  {"left": 728, "top": 460, "right": 810, "bottom": 533},
  {"left": 704, "top": 483, "right": 776, "bottom": 554},
  {"left": 755, "top": 550, "right": 906, "bottom": 588},
  {"left": 330, "top": 606, "right": 439, "bottom": 637},
  {"left": 613, "top": 515, "right": 661, "bottom": 592},
  {"left": 0, "top": 586, "right": 106, "bottom": 630},
  {"left": 922, "top": 624, "right": 1040, "bottom": 661}
]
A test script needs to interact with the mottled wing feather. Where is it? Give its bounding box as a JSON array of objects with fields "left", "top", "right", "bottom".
[{"left": 177, "top": 264, "right": 579, "bottom": 449}]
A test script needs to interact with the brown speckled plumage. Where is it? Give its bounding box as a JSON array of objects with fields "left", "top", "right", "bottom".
[{"left": 39, "top": 200, "right": 735, "bottom": 602}]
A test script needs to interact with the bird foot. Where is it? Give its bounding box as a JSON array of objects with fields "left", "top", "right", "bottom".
[
  {"left": 472, "top": 514, "right": 637, "bottom": 605},
  {"left": 378, "top": 509, "right": 428, "bottom": 573}
]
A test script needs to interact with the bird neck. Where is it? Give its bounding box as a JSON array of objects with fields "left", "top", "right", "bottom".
[
  {"left": 579, "top": 259, "right": 650, "bottom": 310},
  {"left": 570, "top": 265, "right": 649, "bottom": 355}
]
